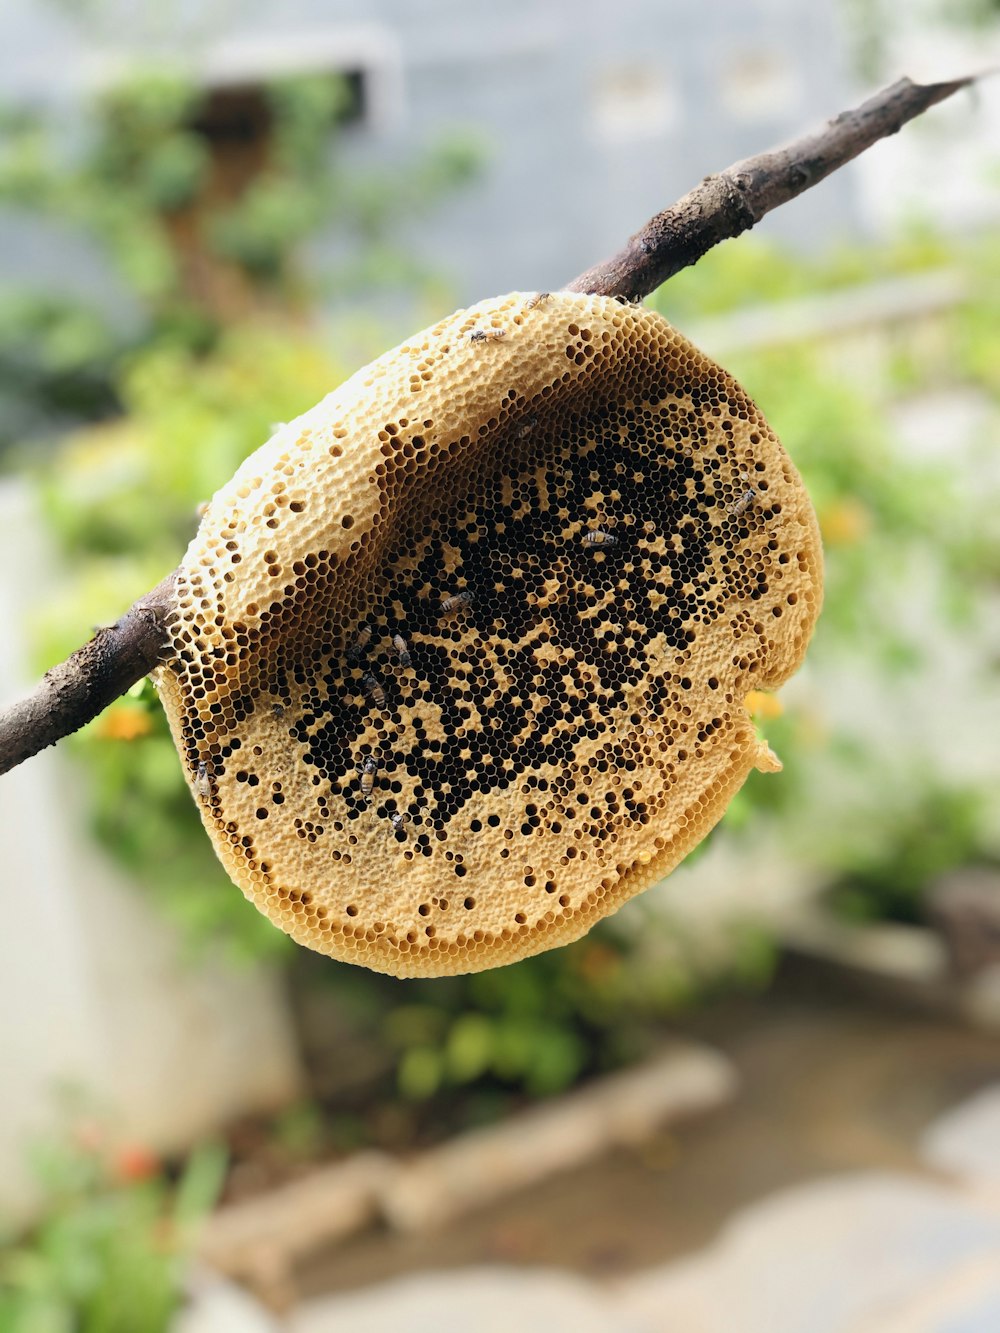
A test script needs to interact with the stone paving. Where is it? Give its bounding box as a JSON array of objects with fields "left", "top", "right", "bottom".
[
  {"left": 617, "top": 1174, "right": 1000, "bottom": 1333},
  {"left": 922, "top": 1085, "right": 1000, "bottom": 1192},
  {"left": 271, "top": 1080, "right": 1000, "bottom": 1333}
]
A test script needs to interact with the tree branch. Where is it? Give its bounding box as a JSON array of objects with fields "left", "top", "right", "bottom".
[
  {"left": 0, "top": 73, "right": 980, "bottom": 776},
  {"left": 0, "top": 574, "right": 175, "bottom": 774},
  {"left": 567, "top": 75, "right": 977, "bottom": 299}
]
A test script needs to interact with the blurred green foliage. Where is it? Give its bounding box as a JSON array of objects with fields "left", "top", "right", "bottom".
[
  {"left": 0, "top": 69, "right": 480, "bottom": 451},
  {"left": 827, "top": 784, "right": 996, "bottom": 924},
  {"left": 327, "top": 912, "right": 775, "bottom": 1111},
  {"left": 5, "top": 54, "right": 478, "bottom": 955},
  {"left": 654, "top": 231, "right": 1000, "bottom": 927},
  {"left": 0, "top": 1122, "right": 225, "bottom": 1333},
  {"left": 34, "top": 329, "right": 350, "bottom": 959},
  {"left": 656, "top": 228, "right": 955, "bottom": 322}
]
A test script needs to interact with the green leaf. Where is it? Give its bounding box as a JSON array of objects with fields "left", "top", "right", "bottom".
[
  {"left": 398, "top": 1046, "right": 443, "bottom": 1101},
  {"left": 445, "top": 1014, "right": 495, "bottom": 1083}
]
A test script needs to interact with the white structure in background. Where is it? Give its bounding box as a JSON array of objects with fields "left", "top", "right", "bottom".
[
  {"left": 0, "top": 481, "right": 303, "bottom": 1223},
  {"left": 0, "top": 0, "right": 856, "bottom": 310},
  {"left": 851, "top": 19, "right": 1000, "bottom": 236}
]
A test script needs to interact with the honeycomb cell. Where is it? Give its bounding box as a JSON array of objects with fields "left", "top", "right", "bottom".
[{"left": 155, "top": 291, "right": 823, "bottom": 978}]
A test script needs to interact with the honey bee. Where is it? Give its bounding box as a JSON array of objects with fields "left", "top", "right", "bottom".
[
  {"left": 195, "top": 760, "right": 212, "bottom": 799},
  {"left": 728, "top": 473, "right": 759, "bottom": 517},
  {"left": 439, "top": 591, "right": 474, "bottom": 615},
  {"left": 523, "top": 291, "right": 550, "bottom": 312},
  {"left": 359, "top": 755, "right": 379, "bottom": 800},
  {"left": 346, "top": 624, "right": 373, "bottom": 667},
  {"left": 515, "top": 414, "right": 538, "bottom": 440},
  {"left": 392, "top": 633, "right": 412, "bottom": 668},
  {"left": 470, "top": 327, "right": 506, "bottom": 343},
  {"left": 389, "top": 812, "right": 410, "bottom": 835},
  {"left": 582, "top": 528, "right": 617, "bottom": 548},
  {"left": 361, "top": 671, "right": 386, "bottom": 709}
]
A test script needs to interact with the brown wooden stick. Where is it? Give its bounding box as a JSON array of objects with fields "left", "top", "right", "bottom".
[{"left": 0, "top": 73, "right": 979, "bottom": 776}]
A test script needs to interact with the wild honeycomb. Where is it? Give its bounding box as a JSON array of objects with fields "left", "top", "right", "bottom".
[{"left": 155, "top": 292, "right": 823, "bottom": 978}]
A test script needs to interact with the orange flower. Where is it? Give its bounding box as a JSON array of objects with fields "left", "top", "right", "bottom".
[
  {"left": 820, "top": 498, "right": 871, "bottom": 546},
  {"left": 113, "top": 1143, "right": 160, "bottom": 1183},
  {"left": 744, "top": 690, "right": 783, "bottom": 720},
  {"left": 96, "top": 705, "right": 153, "bottom": 741}
]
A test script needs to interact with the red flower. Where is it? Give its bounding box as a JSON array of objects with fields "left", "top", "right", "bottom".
[{"left": 113, "top": 1143, "right": 160, "bottom": 1183}]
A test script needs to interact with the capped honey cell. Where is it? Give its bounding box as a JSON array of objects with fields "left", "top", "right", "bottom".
[{"left": 155, "top": 292, "right": 823, "bottom": 978}]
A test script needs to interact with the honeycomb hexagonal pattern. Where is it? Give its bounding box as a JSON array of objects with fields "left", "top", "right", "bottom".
[{"left": 155, "top": 292, "right": 823, "bottom": 977}]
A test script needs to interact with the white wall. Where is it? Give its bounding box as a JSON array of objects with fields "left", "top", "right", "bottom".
[
  {"left": 0, "top": 480, "right": 304, "bottom": 1222},
  {"left": 850, "top": 19, "right": 1000, "bottom": 237}
]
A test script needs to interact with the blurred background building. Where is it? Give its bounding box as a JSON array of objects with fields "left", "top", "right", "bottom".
[{"left": 0, "top": 0, "right": 856, "bottom": 317}]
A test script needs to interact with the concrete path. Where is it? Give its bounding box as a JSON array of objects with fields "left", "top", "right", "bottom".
[{"left": 275, "top": 1080, "right": 1000, "bottom": 1333}]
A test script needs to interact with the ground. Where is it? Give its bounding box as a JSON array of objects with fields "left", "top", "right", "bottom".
[{"left": 267, "top": 963, "right": 1000, "bottom": 1330}]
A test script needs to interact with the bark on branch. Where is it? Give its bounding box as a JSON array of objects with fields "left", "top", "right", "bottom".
[
  {"left": 0, "top": 574, "right": 175, "bottom": 774},
  {"left": 0, "top": 73, "right": 980, "bottom": 776}
]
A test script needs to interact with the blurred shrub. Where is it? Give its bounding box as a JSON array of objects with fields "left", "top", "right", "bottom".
[
  {"left": 656, "top": 227, "right": 955, "bottom": 321},
  {"left": 315, "top": 909, "right": 774, "bottom": 1112},
  {"left": 827, "top": 784, "right": 996, "bottom": 924},
  {"left": 0, "top": 1122, "right": 225, "bottom": 1333},
  {"left": 654, "top": 230, "right": 1000, "bottom": 921},
  {"left": 33, "top": 327, "right": 351, "bottom": 959},
  {"left": 0, "top": 68, "right": 480, "bottom": 452}
]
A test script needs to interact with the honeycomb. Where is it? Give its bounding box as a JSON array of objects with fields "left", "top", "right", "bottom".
[{"left": 155, "top": 292, "right": 823, "bottom": 977}]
